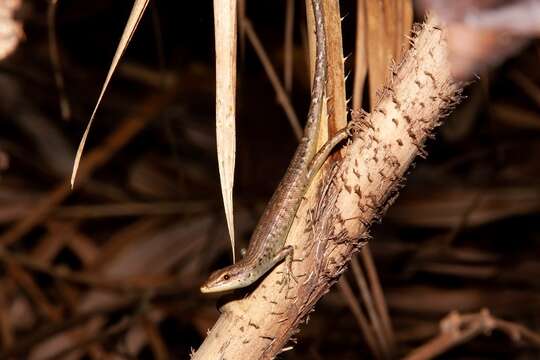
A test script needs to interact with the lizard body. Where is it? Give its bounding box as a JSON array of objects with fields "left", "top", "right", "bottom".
[{"left": 201, "top": 0, "right": 347, "bottom": 293}]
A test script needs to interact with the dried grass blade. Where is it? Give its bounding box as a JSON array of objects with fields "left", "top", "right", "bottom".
[
  {"left": 71, "top": 0, "right": 150, "bottom": 188},
  {"left": 214, "top": 0, "right": 237, "bottom": 262}
]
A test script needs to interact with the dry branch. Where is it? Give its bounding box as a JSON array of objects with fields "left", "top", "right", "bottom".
[
  {"left": 403, "top": 309, "right": 540, "bottom": 360},
  {"left": 192, "top": 16, "right": 462, "bottom": 359}
]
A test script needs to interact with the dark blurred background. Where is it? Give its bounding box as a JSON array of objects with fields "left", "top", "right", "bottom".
[{"left": 0, "top": 0, "right": 539, "bottom": 359}]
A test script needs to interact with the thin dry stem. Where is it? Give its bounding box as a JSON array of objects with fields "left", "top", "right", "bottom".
[
  {"left": 237, "top": 0, "right": 246, "bottom": 58},
  {"left": 284, "top": 0, "right": 295, "bottom": 94},
  {"left": 508, "top": 69, "right": 540, "bottom": 108},
  {"left": 403, "top": 309, "right": 540, "bottom": 360},
  {"left": 338, "top": 277, "right": 381, "bottom": 358},
  {"left": 361, "top": 246, "right": 395, "bottom": 351},
  {"left": 142, "top": 316, "right": 170, "bottom": 360},
  {"left": 351, "top": 256, "right": 391, "bottom": 358},
  {"left": 47, "top": 0, "right": 71, "bottom": 120},
  {"left": 244, "top": 19, "right": 302, "bottom": 140},
  {"left": 0, "top": 281, "right": 13, "bottom": 349},
  {"left": 366, "top": 0, "right": 389, "bottom": 108},
  {"left": 352, "top": 0, "right": 368, "bottom": 111}
]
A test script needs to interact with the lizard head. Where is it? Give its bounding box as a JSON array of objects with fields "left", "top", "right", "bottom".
[{"left": 200, "top": 262, "right": 254, "bottom": 293}]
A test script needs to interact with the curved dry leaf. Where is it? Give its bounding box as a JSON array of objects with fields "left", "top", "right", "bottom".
[{"left": 71, "top": 0, "right": 150, "bottom": 188}]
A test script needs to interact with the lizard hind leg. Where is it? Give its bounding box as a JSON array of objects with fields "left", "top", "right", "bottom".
[
  {"left": 272, "top": 245, "right": 297, "bottom": 293},
  {"left": 305, "top": 128, "right": 350, "bottom": 182}
]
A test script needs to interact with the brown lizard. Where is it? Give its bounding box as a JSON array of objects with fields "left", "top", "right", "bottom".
[{"left": 200, "top": 0, "right": 348, "bottom": 293}]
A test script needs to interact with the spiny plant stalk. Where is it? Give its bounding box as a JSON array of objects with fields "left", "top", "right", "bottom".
[{"left": 192, "top": 14, "right": 463, "bottom": 360}]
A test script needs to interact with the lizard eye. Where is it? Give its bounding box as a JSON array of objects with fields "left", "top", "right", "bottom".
[{"left": 223, "top": 274, "right": 230, "bottom": 280}]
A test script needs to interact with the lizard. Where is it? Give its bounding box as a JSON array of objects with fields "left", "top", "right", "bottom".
[{"left": 200, "top": 0, "right": 349, "bottom": 294}]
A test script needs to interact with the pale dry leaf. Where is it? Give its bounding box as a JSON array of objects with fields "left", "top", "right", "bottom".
[
  {"left": 214, "top": 0, "right": 237, "bottom": 262},
  {"left": 71, "top": 0, "right": 150, "bottom": 188}
]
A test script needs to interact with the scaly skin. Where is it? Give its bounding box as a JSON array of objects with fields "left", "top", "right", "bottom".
[{"left": 201, "top": 0, "right": 345, "bottom": 293}]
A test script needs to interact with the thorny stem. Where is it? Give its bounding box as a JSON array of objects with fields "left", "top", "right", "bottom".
[{"left": 193, "top": 16, "right": 463, "bottom": 360}]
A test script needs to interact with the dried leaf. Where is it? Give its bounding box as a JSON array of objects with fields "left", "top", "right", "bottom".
[
  {"left": 71, "top": 0, "right": 150, "bottom": 188},
  {"left": 214, "top": 0, "right": 237, "bottom": 262}
]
